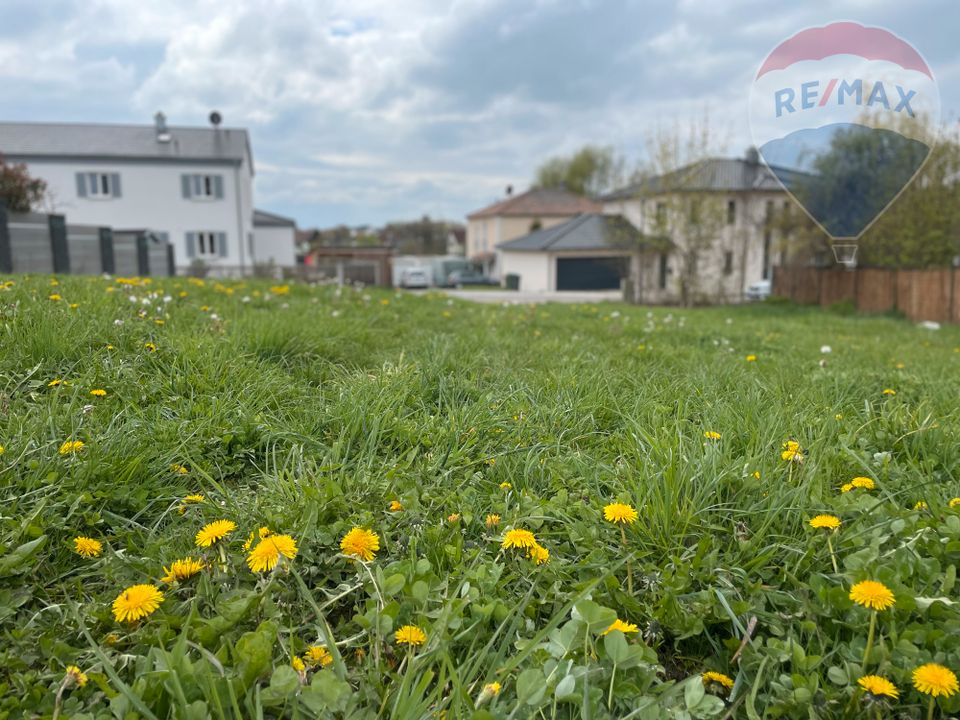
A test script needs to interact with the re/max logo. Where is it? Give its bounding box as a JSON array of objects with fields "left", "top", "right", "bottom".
[{"left": 774, "top": 79, "right": 916, "bottom": 118}]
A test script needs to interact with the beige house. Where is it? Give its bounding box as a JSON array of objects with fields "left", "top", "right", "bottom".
[{"left": 466, "top": 187, "right": 599, "bottom": 279}]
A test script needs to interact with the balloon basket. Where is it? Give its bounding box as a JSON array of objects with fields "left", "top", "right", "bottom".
[{"left": 831, "top": 244, "right": 858, "bottom": 269}]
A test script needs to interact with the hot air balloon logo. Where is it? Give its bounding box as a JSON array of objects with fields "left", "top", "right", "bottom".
[{"left": 749, "top": 22, "right": 940, "bottom": 265}]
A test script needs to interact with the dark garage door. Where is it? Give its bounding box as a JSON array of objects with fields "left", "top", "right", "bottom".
[{"left": 556, "top": 257, "right": 627, "bottom": 291}]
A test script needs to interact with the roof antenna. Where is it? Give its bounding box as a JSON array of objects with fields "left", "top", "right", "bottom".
[{"left": 209, "top": 111, "right": 222, "bottom": 129}]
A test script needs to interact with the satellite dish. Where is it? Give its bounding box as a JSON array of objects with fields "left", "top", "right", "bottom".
[{"left": 209, "top": 111, "right": 222, "bottom": 127}]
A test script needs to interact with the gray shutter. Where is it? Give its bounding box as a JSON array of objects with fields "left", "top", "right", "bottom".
[
  {"left": 181, "top": 174, "right": 192, "bottom": 199},
  {"left": 76, "top": 173, "right": 87, "bottom": 197},
  {"left": 193, "top": 175, "right": 203, "bottom": 196},
  {"left": 213, "top": 175, "right": 224, "bottom": 199},
  {"left": 185, "top": 232, "right": 196, "bottom": 258},
  {"left": 217, "top": 232, "right": 228, "bottom": 258},
  {"left": 111, "top": 173, "right": 122, "bottom": 198}
]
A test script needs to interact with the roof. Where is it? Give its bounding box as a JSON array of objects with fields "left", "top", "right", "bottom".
[
  {"left": 498, "top": 213, "right": 665, "bottom": 253},
  {"left": 0, "top": 120, "right": 252, "bottom": 167},
  {"left": 602, "top": 156, "right": 801, "bottom": 201},
  {"left": 467, "top": 187, "right": 600, "bottom": 219},
  {"left": 254, "top": 208, "right": 297, "bottom": 228}
]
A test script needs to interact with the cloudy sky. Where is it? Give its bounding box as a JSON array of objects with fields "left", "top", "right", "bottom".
[{"left": 1, "top": 0, "right": 957, "bottom": 228}]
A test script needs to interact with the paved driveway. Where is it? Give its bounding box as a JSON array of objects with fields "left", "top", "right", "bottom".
[{"left": 438, "top": 289, "right": 623, "bottom": 304}]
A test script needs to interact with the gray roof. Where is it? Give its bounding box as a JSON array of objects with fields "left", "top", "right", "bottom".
[
  {"left": 602, "top": 157, "right": 802, "bottom": 201},
  {"left": 498, "top": 213, "right": 658, "bottom": 252},
  {"left": 0, "top": 121, "right": 252, "bottom": 167},
  {"left": 254, "top": 209, "right": 297, "bottom": 228}
]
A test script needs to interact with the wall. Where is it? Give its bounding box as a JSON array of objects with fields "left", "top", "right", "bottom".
[
  {"left": 252, "top": 225, "right": 296, "bottom": 267},
  {"left": 21, "top": 157, "right": 251, "bottom": 273},
  {"left": 499, "top": 252, "right": 551, "bottom": 292}
]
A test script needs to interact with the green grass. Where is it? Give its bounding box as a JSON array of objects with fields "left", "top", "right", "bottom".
[{"left": 2, "top": 275, "right": 960, "bottom": 719}]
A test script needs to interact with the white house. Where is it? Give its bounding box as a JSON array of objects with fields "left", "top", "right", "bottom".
[
  {"left": 0, "top": 113, "right": 276, "bottom": 275},
  {"left": 252, "top": 209, "right": 297, "bottom": 268}
]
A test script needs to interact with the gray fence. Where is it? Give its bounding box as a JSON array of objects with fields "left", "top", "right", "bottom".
[{"left": 0, "top": 206, "right": 175, "bottom": 277}]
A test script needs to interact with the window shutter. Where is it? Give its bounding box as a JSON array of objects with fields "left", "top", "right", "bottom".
[
  {"left": 193, "top": 175, "right": 203, "bottom": 196},
  {"left": 76, "top": 173, "right": 87, "bottom": 197},
  {"left": 111, "top": 173, "right": 122, "bottom": 198},
  {"left": 217, "top": 232, "right": 228, "bottom": 258},
  {"left": 185, "top": 232, "right": 196, "bottom": 258},
  {"left": 213, "top": 175, "right": 224, "bottom": 199},
  {"left": 181, "top": 175, "right": 192, "bottom": 199}
]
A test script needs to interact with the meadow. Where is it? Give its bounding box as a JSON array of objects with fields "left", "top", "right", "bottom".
[{"left": 1, "top": 274, "right": 960, "bottom": 719}]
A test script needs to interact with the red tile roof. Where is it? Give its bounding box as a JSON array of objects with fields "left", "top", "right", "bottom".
[{"left": 467, "top": 187, "right": 600, "bottom": 219}]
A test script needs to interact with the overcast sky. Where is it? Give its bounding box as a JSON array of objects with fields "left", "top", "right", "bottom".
[{"left": 1, "top": 0, "right": 957, "bottom": 228}]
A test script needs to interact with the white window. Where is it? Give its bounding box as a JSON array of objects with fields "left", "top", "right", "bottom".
[
  {"left": 183, "top": 173, "right": 223, "bottom": 200},
  {"left": 89, "top": 173, "right": 112, "bottom": 197},
  {"left": 196, "top": 232, "right": 218, "bottom": 258},
  {"left": 77, "top": 171, "right": 120, "bottom": 199}
]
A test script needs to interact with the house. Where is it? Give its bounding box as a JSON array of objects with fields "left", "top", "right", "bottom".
[
  {"left": 466, "top": 187, "right": 600, "bottom": 279},
  {"left": 600, "top": 149, "right": 795, "bottom": 304},
  {"left": 252, "top": 209, "right": 297, "bottom": 268},
  {"left": 0, "top": 113, "right": 271, "bottom": 275},
  {"left": 498, "top": 213, "right": 663, "bottom": 291}
]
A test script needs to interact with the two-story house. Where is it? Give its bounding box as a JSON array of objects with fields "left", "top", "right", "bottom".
[{"left": 0, "top": 113, "right": 258, "bottom": 275}]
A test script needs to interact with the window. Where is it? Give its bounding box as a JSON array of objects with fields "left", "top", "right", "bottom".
[
  {"left": 197, "top": 232, "right": 218, "bottom": 258},
  {"left": 182, "top": 174, "right": 223, "bottom": 200},
  {"left": 765, "top": 200, "right": 774, "bottom": 224},
  {"left": 723, "top": 251, "right": 734, "bottom": 275},
  {"left": 727, "top": 200, "right": 736, "bottom": 225},
  {"left": 655, "top": 202, "right": 667, "bottom": 226},
  {"left": 77, "top": 171, "right": 121, "bottom": 199},
  {"left": 762, "top": 230, "right": 772, "bottom": 280},
  {"left": 187, "top": 231, "right": 226, "bottom": 259},
  {"left": 658, "top": 253, "right": 668, "bottom": 289}
]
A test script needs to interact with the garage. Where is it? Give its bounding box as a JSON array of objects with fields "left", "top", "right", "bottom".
[{"left": 556, "top": 256, "right": 628, "bottom": 290}]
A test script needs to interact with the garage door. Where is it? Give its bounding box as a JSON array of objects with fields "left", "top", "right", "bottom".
[{"left": 556, "top": 257, "right": 627, "bottom": 291}]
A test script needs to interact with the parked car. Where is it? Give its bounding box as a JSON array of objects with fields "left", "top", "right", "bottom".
[
  {"left": 399, "top": 268, "right": 430, "bottom": 289},
  {"left": 447, "top": 269, "right": 493, "bottom": 287},
  {"left": 745, "top": 279, "right": 772, "bottom": 301}
]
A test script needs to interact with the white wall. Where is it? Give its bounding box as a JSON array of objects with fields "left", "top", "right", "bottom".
[
  {"left": 252, "top": 225, "right": 296, "bottom": 267},
  {"left": 23, "top": 158, "right": 253, "bottom": 272},
  {"left": 500, "top": 252, "right": 551, "bottom": 292}
]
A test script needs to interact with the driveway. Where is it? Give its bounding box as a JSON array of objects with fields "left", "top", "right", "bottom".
[{"left": 439, "top": 289, "right": 623, "bottom": 304}]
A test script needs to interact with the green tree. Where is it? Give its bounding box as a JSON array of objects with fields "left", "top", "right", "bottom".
[
  {"left": 534, "top": 145, "right": 625, "bottom": 197},
  {"left": 0, "top": 155, "right": 46, "bottom": 212}
]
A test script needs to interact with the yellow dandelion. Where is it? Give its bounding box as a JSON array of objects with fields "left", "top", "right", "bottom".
[
  {"left": 499, "top": 481, "right": 512, "bottom": 489},
  {"left": 89, "top": 389, "right": 107, "bottom": 397},
  {"left": 484, "top": 682, "right": 501, "bottom": 696},
  {"left": 395, "top": 625, "right": 427, "bottom": 647},
  {"left": 73, "top": 536, "right": 102, "bottom": 558},
  {"left": 292, "top": 656, "right": 305, "bottom": 672},
  {"left": 65, "top": 665, "right": 88, "bottom": 688},
  {"left": 49, "top": 293, "right": 62, "bottom": 301},
  {"left": 781, "top": 440, "right": 804, "bottom": 463},
  {"left": 195, "top": 519, "right": 237, "bottom": 547},
  {"left": 841, "top": 483, "right": 854, "bottom": 493},
  {"left": 752, "top": 471, "right": 761, "bottom": 480},
  {"left": 69, "top": 303, "right": 79, "bottom": 309},
  {"left": 0, "top": 445, "right": 4, "bottom": 455},
  {"left": 858, "top": 674, "right": 899, "bottom": 699},
  {"left": 603, "top": 502, "right": 639, "bottom": 525},
  {"left": 304, "top": 645, "right": 333, "bottom": 667},
  {"left": 882, "top": 388, "right": 897, "bottom": 396},
  {"left": 702, "top": 671, "right": 734, "bottom": 691},
  {"left": 182, "top": 493, "right": 204, "bottom": 504},
  {"left": 809, "top": 515, "right": 841, "bottom": 530},
  {"left": 851, "top": 476, "right": 876, "bottom": 490},
  {"left": 703, "top": 431, "right": 721, "bottom": 440},
  {"left": 247, "top": 534, "right": 298, "bottom": 572},
  {"left": 528, "top": 542, "right": 549, "bottom": 565},
  {"left": 745, "top": 355, "right": 757, "bottom": 362},
  {"left": 501, "top": 529, "right": 537, "bottom": 550},
  {"left": 112, "top": 584, "right": 164, "bottom": 623},
  {"left": 161, "top": 557, "right": 205, "bottom": 584},
  {"left": 485, "top": 514, "right": 501, "bottom": 528},
  {"left": 171, "top": 464, "right": 190, "bottom": 475},
  {"left": 48, "top": 378, "right": 63, "bottom": 387},
  {"left": 258, "top": 526, "right": 272, "bottom": 538},
  {"left": 144, "top": 342, "right": 156, "bottom": 352},
  {"left": 914, "top": 501, "right": 928, "bottom": 510},
  {"left": 849, "top": 580, "right": 896, "bottom": 611},
  {"left": 949, "top": 498, "right": 960, "bottom": 508},
  {"left": 59, "top": 440, "right": 85, "bottom": 455},
  {"left": 835, "top": 413, "right": 843, "bottom": 420},
  {"left": 270, "top": 285, "right": 290, "bottom": 295},
  {"left": 340, "top": 527, "right": 380, "bottom": 561},
  {"left": 389, "top": 500, "right": 403, "bottom": 512},
  {"left": 603, "top": 619, "right": 640, "bottom": 635},
  {"left": 242, "top": 532, "right": 255, "bottom": 551},
  {"left": 447, "top": 513, "right": 461, "bottom": 523},
  {"left": 912, "top": 663, "right": 958, "bottom": 698}
]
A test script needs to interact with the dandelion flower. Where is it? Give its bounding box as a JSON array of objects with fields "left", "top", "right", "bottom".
[
  {"left": 745, "top": 355, "right": 757, "bottom": 362},
  {"left": 112, "top": 584, "right": 164, "bottom": 623},
  {"left": 603, "top": 619, "right": 639, "bottom": 635},
  {"left": 340, "top": 527, "right": 380, "bottom": 561},
  {"left": 501, "top": 529, "right": 537, "bottom": 550},
  {"left": 950, "top": 498, "right": 960, "bottom": 508},
  {"left": 73, "top": 536, "right": 102, "bottom": 558},
  {"left": 528, "top": 542, "right": 549, "bottom": 565},
  {"left": 48, "top": 378, "right": 63, "bottom": 387},
  {"left": 291, "top": 656, "right": 305, "bottom": 672},
  {"left": 809, "top": 515, "right": 841, "bottom": 530},
  {"left": 702, "top": 671, "right": 734, "bottom": 691},
  {"left": 49, "top": 293, "right": 61, "bottom": 301},
  {"left": 882, "top": 388, "right": 897, "bottom": 396},
  {"left": 65, "top": 665, "right": 88, "bottom": 688},
  {"left": 171, "top": 464, "right": 190, "bottom": 475},
  {"left": 840, "top": 483, "right": 854, "bottom": 493},
  {"left": 781, "top": 440, "right": 804, "bottom": 463},
  {"left": 703, "top": 431, "right": 722, "bottom": 440},
  {"left": 195, "top": 519, "right": 237, "bottom": 547},
  {"left": 499, "top": 481, "right": 511, "bottom": 489},
  {"left": 395, "top": 625, "right": 427, "bottom": 646},
  {"left": 161, "top": 557, "right": 205, "bottom": 583},
  {"left": 603, "top": 502, "right": 639, "bottom": 525},
  {"left": 89, "top": 389, "right": 107, "bottom": 397},
  {"left": 483, "top": 682, "right": 501, "bottom": 695},
  {"left": 849, "top": 580, "right": 895, "bottom": 611},
  {"left": 851, "top": 477, "right": 876, "bottom": 490},
  {"left": 485, "top": 514, "right": 501, "bottom": 528},
  {"left": 144, "top": 342, "right": 156, "bottom": 352},
  {"left": 914, "top": 500, "right": 928, "bottom": 510},
  {"left": 182, "top": 493, "right": 204, "bottom": 504},
  {"left": 389, "top": 500, "right": 403, "bottom": 512},
  {"left": 0, "top": 445, "right": 4, "bottom": 455},
  {"left": 448, "top": 513, "right": 461, "bottom": 523},
  {"left": 912, "top": 663, "right": 958, "bottom": 698},
  {"left": 59, "top": 440, "right": 85, "bottom": 455},
  {"left": 247, "top": 534, "right": 298, "bottom": 572},
  {"left": 305, "top": 645, "right": 333, "bottom": 667},
  {"left": 858, "top": 675, "right": 899, "bottom": 699}
]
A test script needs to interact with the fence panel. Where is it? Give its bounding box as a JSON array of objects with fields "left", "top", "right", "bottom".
[
  {"left": 66, "top": 224, "right": 104, "bottom": 275},
  {"left": 819, "top": 269, "right": 856, "bottom": 307},
  {"left": 147, "top": 241, "right": 169, "bottom": 277},
  {"left": 112, "top": 233, "right": 140, "bottom": 277},
  {"left": 897, "top": 269, "right": 952, "bottom": 323},
  {"left": 8, "top": 213, "right": 54, "bottom": 273},
  {"left": 856, "top": 269, "right": 896, "bottom": 313}
]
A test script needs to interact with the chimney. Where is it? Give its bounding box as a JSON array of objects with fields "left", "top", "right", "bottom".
[
  {"left": 745, "top": 146, "right": 760, "bottom": 165},
  {"left": 154, "top": 111, "right": 171, "bottom": 143},
  {"left": 505, "top": 184, "right": 513, "bottom": 197}
]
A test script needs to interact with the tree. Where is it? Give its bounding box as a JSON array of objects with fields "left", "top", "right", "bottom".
[
  {"left": 0, "top": 155, "right": 46, "bottom": 212},
  {"left": 533, "top": 145, "right": 626, "bottom": 197}
]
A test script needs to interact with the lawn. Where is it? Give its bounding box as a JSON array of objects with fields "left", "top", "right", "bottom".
[{"left": 2, "top": 274, "right": 960, "bottom": 719}]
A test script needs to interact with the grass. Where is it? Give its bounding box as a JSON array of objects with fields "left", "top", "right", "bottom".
[{"left": 2, "top": 274, "right": 960, "bottom": 718}]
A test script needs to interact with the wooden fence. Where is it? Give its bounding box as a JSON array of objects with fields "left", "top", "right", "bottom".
[{"left": 772, "top": 266, "right": 960, "bottom": 323}]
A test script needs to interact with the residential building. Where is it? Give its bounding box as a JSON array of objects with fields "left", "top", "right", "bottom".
[
  {"left": 0, "top": 113, "right": 264, "bottom": 275},
  {"left": 252, "top": 209, "right": 297, "bottom": 268},
  {"left": 466, "top": 187, "right": 600, "bottom": 279}
]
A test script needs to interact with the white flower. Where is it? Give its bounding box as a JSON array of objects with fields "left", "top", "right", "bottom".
[
  {"left": 210, "top": 313, "right": 219, "bottom": 320},
  {"left": 242, "top": 296, "right": 251, "bottom": 303},
  {"left": 281, "top": 303, "right": 289, "bottom": 309},
  {"left": 873, "top": 451, "right": 892, "bottom": 464},
  {"left": 128, "top": 295, "right": 137, "bottom": 303},
  {"left": 725, "top": 318, "right": 733, "bottom": 324},
  {"left": 820, "top": 345, "right": 832, "bottom": 354},
  {"left": 141, "top": 297, "right": 151, "bottom": 305},
  {"left": 114, "top": 319, "right": 124, "bottom": 326},
  {"left": 163, "top": 295, "right": 172, "bottom": 303},
  {"left": 331, "top": 310, "right": 341, "bottom": 318}
]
